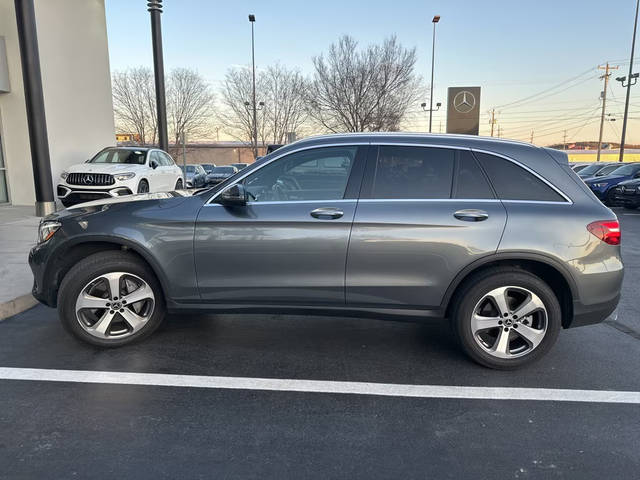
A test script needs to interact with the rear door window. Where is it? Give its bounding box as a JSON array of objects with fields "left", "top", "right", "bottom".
[
  {"left": 369, "top": 146, "right": 455, "bottom": 199},
  {"left": 474, "top": 152, "right": 566, "bottom": 202},
  {"left": 453, "top": 151, "right": 495, "bottom": 199}
]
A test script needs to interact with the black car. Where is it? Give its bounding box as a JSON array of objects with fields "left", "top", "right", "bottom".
[
  {"left": 201, "top": 163, "right": 216, "bottom": 174},
  {"left": 614, "top": 178, "right": 640, "bottom": 209},
  {"left": 206, "top": 166, "right": 238, "bottom": 185},
  {"left": 231, "top": 163, "right": 249, "bottom": 171}
]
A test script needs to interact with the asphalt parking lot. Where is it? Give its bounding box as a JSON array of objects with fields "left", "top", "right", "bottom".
[{"left": 1, "top": 208, "right": 639, "bottom": 479}]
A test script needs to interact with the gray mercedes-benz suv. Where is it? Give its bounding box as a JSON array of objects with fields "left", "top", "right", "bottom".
[{"left": 29, "top": 133, "right": 623, "bottom": 369}]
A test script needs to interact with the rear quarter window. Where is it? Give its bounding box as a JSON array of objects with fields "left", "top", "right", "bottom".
[{"left": 474, "top": 152, "right": 566, "bottom": 202}]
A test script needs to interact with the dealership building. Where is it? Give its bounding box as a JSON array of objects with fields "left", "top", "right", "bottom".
[{"left": 0, "top": 0, "right": 115, "bottom": 212}]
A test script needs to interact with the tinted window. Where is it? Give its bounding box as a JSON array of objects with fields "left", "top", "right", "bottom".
[
  {"left": 596, "top": 165, "right": 620, "bottom": 176},
  {"left": 454, "top": 151, "right": 494, "bottom": 199},
  {"left": 244, "top": 146, "right": 357, "bottom": 202},
  {"left": 371, "top": 146, "right": 454, "bottom": 199},
  {"left": 577, "top": 163, "right": 603, "bottom": 175},
  {"left": 474, "top": 152, "right": 565, "bottom": 202}
]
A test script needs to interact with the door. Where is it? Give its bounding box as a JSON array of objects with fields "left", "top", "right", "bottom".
[
  {"left": 346, "top": 145, "right": 507, "bottom": 308},
  {"left": 194, "top": 145, "right": 366, "bottom": 304},
  {"left": 159, "top": 152, "right": 179, "bottom": 189}
]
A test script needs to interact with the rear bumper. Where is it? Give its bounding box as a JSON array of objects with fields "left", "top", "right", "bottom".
[{"left": 569, "top": 294, "right": 620, "bottom": 328}]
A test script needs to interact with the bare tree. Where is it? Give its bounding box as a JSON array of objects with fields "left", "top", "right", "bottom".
[
  {"left": 218, "top": 67, "right": 267, "bottom": 148},
  {"left": 307, "top": 35, "right": 420, "bottom": 132},
  {"left": 112, "top": 67, "right": 157, "bottom": 144},
  {"left": 167, "top": 68, "right": 215, "bottom": 151},
  {"left": 263, "top": 64, "right": 308, "bottom": 144}
]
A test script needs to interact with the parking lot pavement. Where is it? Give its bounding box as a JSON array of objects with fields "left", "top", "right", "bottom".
[{"left": 1, "top": 210, "right": 639, "bottom": 479}]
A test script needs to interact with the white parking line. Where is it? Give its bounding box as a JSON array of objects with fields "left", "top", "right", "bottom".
[{"left": 1, "top": 367, "right": 640, "bottom": 404}]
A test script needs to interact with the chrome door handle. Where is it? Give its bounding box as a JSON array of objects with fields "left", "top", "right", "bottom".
[
  {"left": 454, "top": 209, "right": 489, "bottom": 222},
  {"left": 310, "top": 207, "right": 344, "bottom": 220}
]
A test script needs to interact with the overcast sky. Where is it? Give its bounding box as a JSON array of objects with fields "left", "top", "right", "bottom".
[{"left": 105, "top": 0, "right": 640, "bottom": 145}]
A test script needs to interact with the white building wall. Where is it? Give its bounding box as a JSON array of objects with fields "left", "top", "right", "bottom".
[{"left": 0, "top": 0, "right": 115, "bottom": 206}]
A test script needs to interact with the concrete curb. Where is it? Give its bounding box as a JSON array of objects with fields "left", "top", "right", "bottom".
[{"left": 0, "top": 294, "right": 38, "bottom": 321}]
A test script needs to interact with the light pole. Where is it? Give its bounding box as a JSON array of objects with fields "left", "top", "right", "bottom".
[
  {"left": 421, "top": 101, "right": 441, "bottom": 131},
  {"left": 429, "top": 15, "right": 441, "bottom": 133},
  {"left": 148, "top": 0, "right": 168, "bottom": 152},
  {"left": 618, "top": 0, "right": 639, "bottom": 162},
  {"left": 249, "top": 14, "right": 258, "bottom": 158}
]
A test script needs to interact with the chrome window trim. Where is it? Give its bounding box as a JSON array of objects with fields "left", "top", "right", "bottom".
[
  {"left": 205, "top": 142, "right": 369, "bottom": 205},
  {"left": 203, "top": 140, "right": 573, "bottom": 206},
  {"left": 358, "top": 198, "right": 501, "bottom": 203},
  {"left": 205, "top": 199, "right": 354, "bottom": 208}
]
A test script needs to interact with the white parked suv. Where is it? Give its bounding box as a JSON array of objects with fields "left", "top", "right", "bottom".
[{"left": 57, "top": 147, "right": 183, "bottom": 207}]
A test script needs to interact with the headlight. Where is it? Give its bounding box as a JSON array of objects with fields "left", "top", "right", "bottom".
[
  {"left": 591, "top": 183, "right": 607, "bottom": 188},
  {"left": 60, "top": 171, "right": 69, "bottom": 180},
  {"left": 38, "top": 221, "right": 61, "bottom": 244},
  {"left": 114, "top": 172, "right": 136, "bottom": 181},
  {"left": 637, "top": 186, "right": 640, "bottom": 193}
]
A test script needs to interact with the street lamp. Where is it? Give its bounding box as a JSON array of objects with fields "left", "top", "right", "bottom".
[
  {"left": 421, "top": 102, "right": 442, "bottom": 113},
  {"left": 429, "top": 15, "right": 441, "bottom": 133},
  {"left": 248, "top": 14, "right": 258, "bottom": 158},
  {"left": 618, "top": 0, "right": 639, "bottom": 162}
]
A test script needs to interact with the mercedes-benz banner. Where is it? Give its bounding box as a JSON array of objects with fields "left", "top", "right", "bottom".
[{"left": 446, "top": 87, "right": 481, "bottom": 135}]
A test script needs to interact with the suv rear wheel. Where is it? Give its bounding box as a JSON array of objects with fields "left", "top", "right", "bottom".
[
  {"left": 452, "top": 268, "right": 561, "bottom": 369},
  {"left": 57, "top": 251, "right": 165, "bottom": 347}
]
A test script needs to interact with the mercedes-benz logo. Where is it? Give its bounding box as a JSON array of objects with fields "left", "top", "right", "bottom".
[
  {"left": 453, "top": 91, "right": 476, "bottom": 114},
  {"left": 83, "top": 174, "right": 94, "bottom": 184}
]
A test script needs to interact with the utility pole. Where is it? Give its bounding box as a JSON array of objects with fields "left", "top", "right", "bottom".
[
  {"left": 489, "top": 109, "right": 497, "bottom": 136},
  {"left": 619, "top": 0, "right": 640, "bottom": 162},
  {"left": 563, "top": 130, "right": 567, "bottom": 150},
  {"left": 597, "top": 63, "right": 618, "bottom": 162},
  {"left": 530, "top": 130, "right": 534, "bottom": 144}
]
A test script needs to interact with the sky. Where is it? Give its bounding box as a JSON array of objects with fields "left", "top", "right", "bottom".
[{"left": 104, "top": 0, "right": 640, "bottom": 145}]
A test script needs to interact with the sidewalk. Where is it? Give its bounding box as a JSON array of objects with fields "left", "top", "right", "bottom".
[{"left": 0, "top": 205, "right": 40, "bottom": 319}]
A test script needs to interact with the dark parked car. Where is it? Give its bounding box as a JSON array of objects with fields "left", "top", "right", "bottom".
[
  {"left": 206, "top": 166, "right": 238, "bottom": 185},
  {"left": 584, "top": 163, "right": 640, "bottom": 205},
  {"left": 180, "top": 164, "right": 207, "bottom": 188},
  {"left": 577, "top": 162, "right": 617, "bottom": 179},
  {"left": 231, "top": 163, "right": 249, "bottom": 171},
  {"left": 201, "top": 163, "right": 216, "bottom": 174},
  {"left": 613, "top": 178, "right": 640, "bottom": 209},
  {"left": 29, "top": 134, "right": 623, "bottom": 369}
]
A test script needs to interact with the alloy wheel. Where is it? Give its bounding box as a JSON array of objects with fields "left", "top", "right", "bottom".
[
  {"left": 470, "top": 286, "right": 548, "bottom": 359},
  {"left": 74, "top": 272, "right": 155, "bottom": 340}
]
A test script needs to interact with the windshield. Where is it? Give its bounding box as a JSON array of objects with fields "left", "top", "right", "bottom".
[
  {"left": 608, "top": 164, "right": 639, "bottom": 176},
  {"left": 579, "top": 163, "right": 607, "bottom": 175},
  {"left": 594, "top": 165, "right": 619, "bottom": 176},
  {"left": 180, "top": 165, "right": 196, "bottom": 173},
  {"left": 89, "top": 148, "right": 146, "bottom": 165},
  {"left": 212, "top": 167, "right": 236, "bottom": 174}
]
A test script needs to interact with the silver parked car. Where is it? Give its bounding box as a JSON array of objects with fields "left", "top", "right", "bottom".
[{"left": 29, "top": 133, "right": 623, "bottom": 369}]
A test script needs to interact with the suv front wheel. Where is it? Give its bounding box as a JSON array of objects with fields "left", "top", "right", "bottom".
[
  {"left": 57, "top": 251, "right": 166, "bottom": 347},
  {"left": 452, "top": 268, "right": 561, "bottom": 369}
]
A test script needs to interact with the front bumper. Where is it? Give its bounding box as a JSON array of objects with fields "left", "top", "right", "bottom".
[
  {"left": 57, "top": 185, "right": 133, "bottom": 206},
  {"left": 29, "top": 242, "right": 55, "bottom": 307},
  {"left": 614, "top": 190, "right": 640, "bottom": 207}
]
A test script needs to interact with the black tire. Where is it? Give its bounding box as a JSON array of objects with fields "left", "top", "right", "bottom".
[
  {"left": 604, "top": 189, "right": 618, "bottom": 207},
  {"left": 451, "top": 268, "right": 561, "bottom": 370},
  {"left": 175, "top": 178, "right": 183, "bottom": 190},
  {"left": 137, "top": 179, "right": 149, "bottom": 193},
  {"left": 57, "top": 251, "right": 166, "bottom": 347}
]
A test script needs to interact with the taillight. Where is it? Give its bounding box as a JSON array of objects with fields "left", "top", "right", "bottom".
[{"left": 587, "top": 220, "right": 621, "bottom": 245}]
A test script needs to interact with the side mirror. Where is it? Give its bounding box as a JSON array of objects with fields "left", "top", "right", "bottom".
[
  {"left": 218, "top": 183, "right": 247, "bottom": 206},
  {"left": 150, "top": 160, "right": 158, "bottom": 169}
]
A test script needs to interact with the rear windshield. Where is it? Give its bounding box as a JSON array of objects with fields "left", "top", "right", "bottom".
[
  {"left": 578, "top": 163, "right": 606, "bottom": 175},
  {"left": 596, "top": 165, "right": 621, "bottom": 176},
  {"left": 89, "top": 149, "right": 146, "bottom": 165}
]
